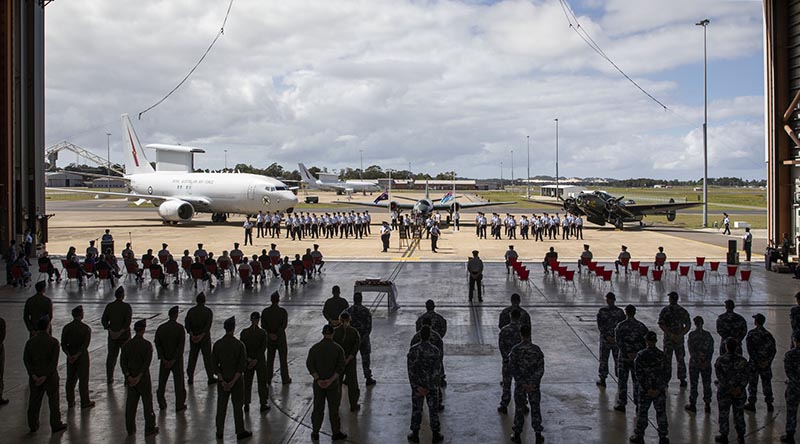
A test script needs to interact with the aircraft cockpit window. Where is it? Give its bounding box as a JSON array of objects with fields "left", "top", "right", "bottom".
[
  {"left": 274, "top": 186, "right": 288, "bottom": 191},
  {"left": 265, "top": 186, "right": 276, "bottom": 192}
]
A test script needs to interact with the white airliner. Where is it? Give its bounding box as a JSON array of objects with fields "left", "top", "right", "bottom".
[
  {"left": 298, "top": 163, "right": 382, "bottom": 194},
  {"left": 47, "top": 114, "right": 298, "bottom": 224}
]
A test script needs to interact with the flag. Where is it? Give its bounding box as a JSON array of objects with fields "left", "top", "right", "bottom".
[
  {"left": 439, "top": 191, "right": 454, "bottom": 205},
  {"left": 373, "top": 191, "right": 389, "bottom": 204}
]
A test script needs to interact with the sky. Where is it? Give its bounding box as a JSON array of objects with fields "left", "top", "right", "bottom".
[{"left": 44, "top": 0, "right": 766, "bottom": 180}]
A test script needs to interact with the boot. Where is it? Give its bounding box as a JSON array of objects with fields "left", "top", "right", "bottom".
[
  {"left": 743, "top": 402, "right": 755, "bottom": 412},
  {"left": 684, "top": 403, "right": 696, "bottom": 413},
  {"left": 406, "top": 432, "right": 420, "bottom": 443}
]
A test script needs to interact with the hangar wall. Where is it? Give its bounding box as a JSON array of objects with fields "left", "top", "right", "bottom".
[{"left": 0, "top": 0, "right": 46, "bottom": 256}]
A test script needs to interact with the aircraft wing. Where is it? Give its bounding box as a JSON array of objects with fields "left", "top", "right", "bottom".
[
  {"left": 331, "top": 200, "right": 415, "bottom": 210},
  {"left": 524, "top": 199, "right": 566, "bottom": 208},
  {"left": 435, "top": 201, "right": 517, "bottom": 211},
  {"left": 45, "top": 187, "right": 211, "bottom": 207},
  {"left": 624, "top": 201, "right": 703, "bottom": 215},
  {"left": 393, "top": 195, "right": 419, "bottom": 202}
]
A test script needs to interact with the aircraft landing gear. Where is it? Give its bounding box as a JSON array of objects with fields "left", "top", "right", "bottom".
[
  {"left": 614, "top": 218, "right": 624, "bottom": 230},
  {"left": 211, "top": 213, "right": 228, "bottom": 223}
]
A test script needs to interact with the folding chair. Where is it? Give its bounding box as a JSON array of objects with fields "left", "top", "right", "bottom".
[
  {"left": 148, "top": 267, "right": 165, "bottom": 290},
  {"left": 618, "top": 256, "right": 630, "bottom": 274},
  {"left": 677, "top": 265, "right": 690, "bottom": 285},
  {"left": 293, "top": 262, "right": 306, "bottom": 284},
  {"left": 280, "top": 267, "right": 294, "bottom": 289},
  {"left": 599, "top": 269, "right": 613, "bottom": 289},
  {"left": 667, "top": 261, "right": 679, "bottom": 275},
  {"left": 96, "top": 268, "right": 113, "bottom": 289},
  {"left": 158, "top": 253, "right": 169, "bottom": 265},
  {"left": 691, "top": 268, "right": 706, "bottom": 292},
  {"left": 561, "top": 269, "right": 576, "bottom": 291},
  {"left": 637, "top": 265, "right": 649, "bottom": 285},
  {"left": 738, "top": 269, "right": 752, "bottom": 291},
  {"left": 124, "top": 261, "right": 141, "bottom": 282},
  {"left": 709, "top": 261, "right": 721, "bottom": 281},
  {"left": 10, "top": 266, "right": 27, "bottom": 287},
  {"left": 725, "top": 265, "right": 738, "bottom": 286},
  {"left": 190, "top": 268, "right": 206, "bottom": 289},
  {"left": 206, "top": 263, "right": 219, "bottom": 281},
  {"left": 231, "top": 254, "right": 243, "bottom": 267},
  {"left": 60, "top": 259, "right": 70, "bottom": 275},
  {"left": 313, "top": 256, "right": 325, "bottom": 275},
  {"left": 63, "top": 266, "right": 81, "bottom": 287},
  {"left": 654, "top": 257, "right": 665, "bottom": 270},
  {"left": 238, "top": 268, "right": 253, "bottom": 289},
  {"left": 696, "top": 257, "right": 706, "bottom": 267},
  {"left": 648, "top": 269, "right": 665, "bottom": 293},
  {"left": 166, "top": 261, "right": 181, "bottom": 284},
  {"left": 250, "top": 261, "right": 263, "bottom": 285},
  {"left": 181, "top": 257, "right": 193, "bottom": 279},
  {"left": 630, "top": 261, "right": 641, "bottom": 275},
  {"left": 36, "top": 262, "right": 49, "bottom": 282}
]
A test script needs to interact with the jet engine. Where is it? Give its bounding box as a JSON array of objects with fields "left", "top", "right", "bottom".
[
  {"left": 157, "top": 200, "right": 194, "bottom": 222},
  {"left": 449, "top": 202, "right": 462, "bottom": 213},
  {"left": 390, "top": 201, "right": 399, "bottom": 212},
  {"left": 666, "top": 198, "right": 676, "bottom": 221}
]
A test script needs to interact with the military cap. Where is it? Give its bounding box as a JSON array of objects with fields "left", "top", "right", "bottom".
[
  {"left": 645, "top": 331, "right": 657, "bottom": 342},
  {"left": 168, "top": 306, "right": 180, "bottom": 317},
  {"left": 134, "top": 319, "right": 146, "bottom": 331},
  {"left": 426, "top": 299, "right": 435, "bottom": 310},
  {"left": 753, "top": 313, "right": 766, "bottom": 324},
  {"left": 270, "top": 291, "right": 280, "bottom": 303},
  {"left": 322, "top": 324, "right": 334, "bottom": 335},
  {"left": 196, "top": 292, "right": 206, "bottom": 303},
  {"left": 224, "top": 316, "right": 236, "bottom": 331},
  {"left": 114, "top": 286, "right": 125, "bottom": 298},
  {"left": 605, "top": 292, "right": 616, "bottom": 300}
]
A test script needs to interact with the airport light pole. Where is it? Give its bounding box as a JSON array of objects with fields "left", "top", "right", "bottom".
[
  {"left": 696, "top": 18, "right": 710, "bottom": 227},
  {"left": 106, "top": 132, "right": 111, "bottom": 192},
  {"left": 224, "top": 150, "right": 228, "bottom": 170},
  {"left": 500, "top": 161, "right": 504, "bottom": 190},
  {"left": 510, "top": 149, "right": 514, "bottom": 190},
  {"left": 554, "top": 118, "right": 559, "bottom": 199},
  {"left": 526, "top": 135, "right": 531, "bottom": 199},
  {"left": 359, "top": 150, "right": 363, "bottom": 180}
]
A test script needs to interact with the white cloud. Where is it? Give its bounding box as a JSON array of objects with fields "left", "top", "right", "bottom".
[{"left": 44, "top": 0, "right": 765, "bottom": 179}]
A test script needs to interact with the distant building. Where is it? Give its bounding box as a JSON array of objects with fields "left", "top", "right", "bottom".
[
  {"left": 540, "top": 184, "right": 582, "bottom": 199},
  {"left": 90, "top": 178, "right": 127, "bottom": 189},
  {"left": 45, "top": 171, "right": 84, "bottom": 187}
]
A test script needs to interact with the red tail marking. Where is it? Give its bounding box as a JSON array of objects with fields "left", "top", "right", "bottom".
[{"left": 127, "top": 128, "right": 140, "bottom": 167}]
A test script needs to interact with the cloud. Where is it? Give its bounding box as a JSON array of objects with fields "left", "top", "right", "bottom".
[{"left": 44, "top": 0, "right": 765, "bottom": 179}]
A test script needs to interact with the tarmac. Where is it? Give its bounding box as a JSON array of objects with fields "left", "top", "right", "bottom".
[{"left": 0, "top": 198, "right": 790, "bottom": 444}]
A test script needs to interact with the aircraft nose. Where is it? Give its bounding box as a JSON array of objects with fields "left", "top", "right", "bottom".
[{"left": 283, "top": 191, "right": 298, "bottom": 205}]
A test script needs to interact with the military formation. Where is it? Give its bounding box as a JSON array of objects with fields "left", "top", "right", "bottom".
[{"left": 7, "top": 271, "right": 800, "bottom": 444}]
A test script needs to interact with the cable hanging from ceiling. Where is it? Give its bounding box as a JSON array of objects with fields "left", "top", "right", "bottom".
[{"left": 138, "top": 0, "right": 235, "bottom": 119}]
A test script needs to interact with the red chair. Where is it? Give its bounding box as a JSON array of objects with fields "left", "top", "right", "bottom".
[
  {"left": 64, "top": 266, "right": 81, "bottom": 287},
  {"left": 302, "top": 258, "right": 312, "bottom": 276},
  {"left": 218, "top": 260, "right": 232, "bottom": 278},
  {"left": 654, "top": 257, "right": 665, "bottom": 270},
  {"left": 238, "top": 268, "right": 253, "bottom": 289},
  {"left": 638, "top": 265, "right": 649, "bottom": 284},
  {"left": 547, "top": 259, "right": 559, "bottom": 275},
  {"left": 270, "top": 255, "right": 281, "bottom": 266},
  {"left": 619, "top": 256, "right": 630, "bottom": 273},
  {"left": 292, "top": 262, "right": 305, "bottom": 278},
  {"left": 739, "top": 269, "right": 752, "bottom": 290},
  {"left": 678, "top": 265, "right": 690, "bottom": 284},
  {"left": 158, "top": 253, "right": 169, "bottom": 265},
  {"left": 557, "top": 266, "right": 568, "bottom": 278},
  {"left": 190, "top": 267, "right": 206, "bottom": 289},
  {"left": 599, "top": 269, "right": 613, "bottom": 289},
  {"left": 96, "top": 268, "right": 112, "bottom": 289},
  {"left": 166, "top": 261, "right": 181, "bottom": 284},
  {"left": 726, "top": 265, "right": 738, "bottom": 286},
  {"left": 142, "top": 257, "right": 153, "bottom": 269},
  {"left": 148, "top": 267, "right": 165, "bottom": 289},
  {"left": 124, "top": 261, "right": 140, "bottom": 282},
  {"left": 206, "top": 262, "right": 218, "bottom": 278},
  {"left": 36, "top": 262, "right": 49, "bottom": 282},
  {"left": 313, "top": 255, "right": 324, "bottom": 274},
  {"left": 231, "top": 254, "right": 243, "bottom": 266},
  {"left": 250, "top": 261, "right": 263, "bottom": 284},
  {"left": 648, "top": 269, "right": 664, "bottom": 292},
  {"left": 692, "top": 269, "right": 706, "bottom": 291},
  {"left": 181, "top": 257, "right": 193, "bottom": 278},
  {"left": 562, "top": 269, "right": 576, "bottom": 290},
  {"left": 630, "top": 261, "right": 640, "bottom": 273},
  {"left": 10, "top": 266, "right": 27, "bottom": 287},
  {"left": 696, "top": 257, "right": 705, "bottom": 266},
  {"left": 83, "top": 262, "right": 95, "bottom": 276},
  {"left": 279, "top": 267, "right": 294, "bottom": 287},
  {"left": 709, "top": 261, "right": 721, "bottom": 281},
  {"left": 517, "top": 267, "right": 530, "bottom": 285},
  {"left": 668, "top": 261, "right": 679, "bottom": 273},
  {"left": 60, "top": 258, "right": 70, "bottom": 274}
]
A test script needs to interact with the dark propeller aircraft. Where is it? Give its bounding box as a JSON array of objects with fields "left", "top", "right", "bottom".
[{"left": 530, "top": 190, "right": 703, "bottom": 229}]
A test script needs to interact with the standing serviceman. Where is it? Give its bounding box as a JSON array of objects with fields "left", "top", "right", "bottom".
[
  {"left": 685, "top": 316, "right": 715, "bottom": 413},
  {"left": 430, "top": 222, "right": 441, "bottom": 253},
  {"left": 61, "top": 306, "right": 94, "bottom": 409},
  {"left": 102, "top": 286, "right": 132, "bottom": 384},
  {"left": 715, "top": 337, "right": 751, "bottom": 444},
  {"left": 185, "top": 292, "right": 218, "bottom": 385},
  {"left": 380, "top": 221, "right": 391, "bottom": 253},
  {"left": 498, "top": 309, "right": 523, "bottom": 415},
  {"left": 596, "top": 292, "right": 626, "bottom": 388},
  {"left": 722, "top": 212, "right": 731, "bottom": 235},
  {"left": 262, "top": 291, "right": 291, "bottom": 385},
  {"left": 716, "top": 300, "right": 748, "bottom": 355},
  {"left": 614, "top": 304, "right": 648, "bottom": 413},
  {"left": 742, "top": 227, "right": 753, "bottom": 262},
  {"left": 744, "top": 313, "right": 776, "bottom": 412},
  {"left": 467, "top": 250, "right": 484, "bottom": 302},
  {"left": 630, "top": 331, "right": 669, "bottom": 444},
  {"left": 23, "top": 281, "right": 53, "bottom": 336},
  {"left": 333, "top": 312, "right": 362, "bottom": 412},
  {"left": 0, "top": 316, "right": 6, "bottom": 405},
  {"left": 154, "top": 306, "right": 186, "bottom": 412},
  {"left": 243, "top": 217, "right": 254, "bottom": 246},
  {"left": 306, "top": 324, "right": 348, "bottom": 442},
  {"left": 121, "top": 319, "right": 158, "bottom": 436},
  {"left": 24, "top": 316, "right": 67, "bottom": 435},
  {"left": 346, "top": 292, "right": 376, "bottom": 386},
  {"left": 407, "top": 325, "right": 444, "bottom": 444},
  {"left": 509, "top": 324, "right": 545, "bottom": 444},
  {"left": 658, "top": 291, "right": 691, "bottom": 387},
  {"left": 791, "top": 292, "right": 800, "bottom": 343},
  {"left": 782, "top": 332, "right": 800, "bottom": 444},
  {"left": 323, "top": 285, "right": 350, "bottom": 325},
  {"left": 499, "top": 293, "right": 531, "bottom": 330},
  {"left": 213, "top": 317, "right": 252, "bottom": 440},
  {"left": 240, "top": 312, "right": 270, "bottom": 413}
]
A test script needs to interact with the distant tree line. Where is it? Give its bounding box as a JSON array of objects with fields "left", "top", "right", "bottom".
[{"left": 612, "top": 177, "right": 766, "bottom": 188}]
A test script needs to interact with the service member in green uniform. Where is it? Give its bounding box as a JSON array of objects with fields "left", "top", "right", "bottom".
[
  {"left": 24, "top": 316, "right": 67, "bottom": 434},
  {"left": 101, "top": 286, "right": 132, "bottom": 384},
  {"left": 307, "top": 324, "right": 348, "bottom": 442},
  {"left": 323, "top": 285, "right": 349, "bottom": 325},
  {"left": 0, "top": 316, "right": 7, "bottom": 405},
  {"left": 333, "top": 312, "right": 361, "bottom": 412},
  {"left": 213, "top": 316, "right": 252, "bottom": 440},
  {"left": 155, "top": 305, "right": 187, "bottom": 412},
  {"left": 241, "top": 311, "right": 270, "bottom": 413},
  {"left": 120, "top": 319, "right": 158, "bottom": 436},
  {"left": 61, "top": 305, "right": 94, "bottom": 409},
  {"left": 23, "top": 281, "right": 53, "bottom": 336},
  {"left": 185, "top": 292, "right": 218, "bottom": 385},
  {"left": 262, "top": 291, "right": 291, "bottom": 384}
]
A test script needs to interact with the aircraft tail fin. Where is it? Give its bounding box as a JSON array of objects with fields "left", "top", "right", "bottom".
[
  {"left": 121, "top": 114, "right": 155, "bottom": 175},
  {"left": 425, "top": 180, "right": 430, "bottom": 200},
  {"left": 298, "top": 163, "right": 320, "bottom": 189}
]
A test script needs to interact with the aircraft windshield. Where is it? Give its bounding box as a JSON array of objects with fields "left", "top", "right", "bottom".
[
  {"left": 274, "top": 186, "right": 288, "bottom": 191},
  {"left": 595, "top": 191, "right": 614, "bottom": 201}
]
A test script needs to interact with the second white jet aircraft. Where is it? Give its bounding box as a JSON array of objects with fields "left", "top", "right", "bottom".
[{"left": 298, "top": 163, "right": 382, "bottom": 194}]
